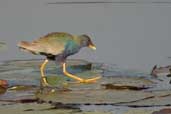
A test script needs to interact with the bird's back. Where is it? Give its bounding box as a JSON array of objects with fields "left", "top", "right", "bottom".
[{"left": 18, "top": 32, "right": 76, "bottom": 55}]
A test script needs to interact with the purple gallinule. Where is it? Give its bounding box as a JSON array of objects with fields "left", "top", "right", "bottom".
[{"left": 18, "top": 32, "right": 101, "bottom": 86}]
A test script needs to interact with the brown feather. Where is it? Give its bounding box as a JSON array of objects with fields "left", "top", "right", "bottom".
[
  {"left": 18, "top": 41, "right": 44, "bottom": 54},
  {"left": 17, "top": 32, "right": 76, "bottom": 55}
]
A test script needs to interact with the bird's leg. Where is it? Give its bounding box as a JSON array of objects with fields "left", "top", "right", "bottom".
[
  {"left": 63, "top": 63, "right": 83, "bottom": 82},
  {"left": 40, "top": 59, "right": 49, "bottom": 86},
  {"left": 63, "top": 62, "right": 101, "bottom": 83}
]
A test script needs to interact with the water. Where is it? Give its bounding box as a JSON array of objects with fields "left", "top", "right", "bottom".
[
  {"left": 0, "top": 1, "right": 171, "bottom": 114},
  {"left": 0, "top": 0, "right": 171, "bottom": 71},
  {"left": 0, "top": 59, "right": 170, "bottom": 114}
]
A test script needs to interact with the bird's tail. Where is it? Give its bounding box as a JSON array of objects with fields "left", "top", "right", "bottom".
[{"left": 17, "top": 41, "right": 39, "bottom": 54}]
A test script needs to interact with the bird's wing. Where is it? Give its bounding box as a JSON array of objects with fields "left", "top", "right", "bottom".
[{"left": 18, "top": 32, "right": 75, "bottom": 55}]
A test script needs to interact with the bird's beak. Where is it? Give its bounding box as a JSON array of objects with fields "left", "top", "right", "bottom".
[{"left": 88, "top": 44, "right": 96, "bottom": 50}]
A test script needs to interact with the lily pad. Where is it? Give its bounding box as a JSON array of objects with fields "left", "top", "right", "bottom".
[
  {"left": 45, "top": 76, "right": 65, "bottom": 86},
  {"left": 0, "top": 59, "right": 171, "bottom": 113},
  {"left": 8, "top": 85, "right": 36, "bottom": 91},
  {"left": 0, "top": 102, "right": 81, "bottom": 114},
  {"left": 120, "top": 90, "right": 171, "bottom": 106},
  {"left": 36, "top": 89, "right": 154, "bottom": 104},
  {"left": 35, "top": 71, "right": 102, "bottom": 93},
  {"left": 0, "top": 59, "right": 98, "bottom": 88},
  {"left": 36, "top": 76, "right": 155, "bottom": 104}
]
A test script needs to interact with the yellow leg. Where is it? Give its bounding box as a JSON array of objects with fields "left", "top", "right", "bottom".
[
  {"left": 63, "top": 62, "right": 101, "bottom": 83},
  {"left": 40, "top": 59, "right": 49, "bottom": 86}
]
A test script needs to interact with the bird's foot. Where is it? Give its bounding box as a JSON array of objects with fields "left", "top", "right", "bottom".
[
  {"left": 79, "top": 76, "right": 101, "bottom": 83},
  {"left": 41, "top": 77, "right": 50, "bottom": 87}
]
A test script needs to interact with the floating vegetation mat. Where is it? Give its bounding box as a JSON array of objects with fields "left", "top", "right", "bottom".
[{"left": 0, "top": 59, "right": 170, "bottom": 114}]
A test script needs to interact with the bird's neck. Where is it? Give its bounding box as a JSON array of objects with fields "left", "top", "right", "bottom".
[{"left": 73, "top": 35, "right": 84, "bottom": 48}]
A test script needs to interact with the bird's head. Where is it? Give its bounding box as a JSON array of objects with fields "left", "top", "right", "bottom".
[{"left": 79, "top": 34, "right": 96, "bottom": 50}]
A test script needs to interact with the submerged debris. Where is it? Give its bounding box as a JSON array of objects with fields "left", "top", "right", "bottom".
[
  {"left": 152, "top": 108, "right": 171, "bottom": 114},
  {"left": 49, "top": 102, "right": 80, "bottom": 110},
  {"left": 0, "top": 87, "right": 7, "bottom": 94},
  {"left": 0, "top": 79, "right": 8, "bottom": 88},
  {"left": 151, "top": 65, "right": 171, "bottom": 77},
  {"left": 0, "top": 80, "right": 8, "bottom": 94},
  {"left": 101, "top": 83, "right": 149, "bottom": 90},
  {"left": 0, "top": 98, "right": 39, "bottom": 103}
]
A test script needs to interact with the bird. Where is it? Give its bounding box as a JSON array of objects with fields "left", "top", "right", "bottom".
[{"left": 17, "top": 32, "right": 101, "bottom": 86}]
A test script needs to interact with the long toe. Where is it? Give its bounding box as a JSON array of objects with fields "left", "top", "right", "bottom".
[{"left": 81, "top": 76, "right": 101, "bottom": 83}]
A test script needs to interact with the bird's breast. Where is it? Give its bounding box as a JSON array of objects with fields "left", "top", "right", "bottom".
[
  {"left": 65, "top": 47, "right": 80, "bottom": 57},
  {"left": 64, "top": 40, "right": 81, "bottom": 57}
]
